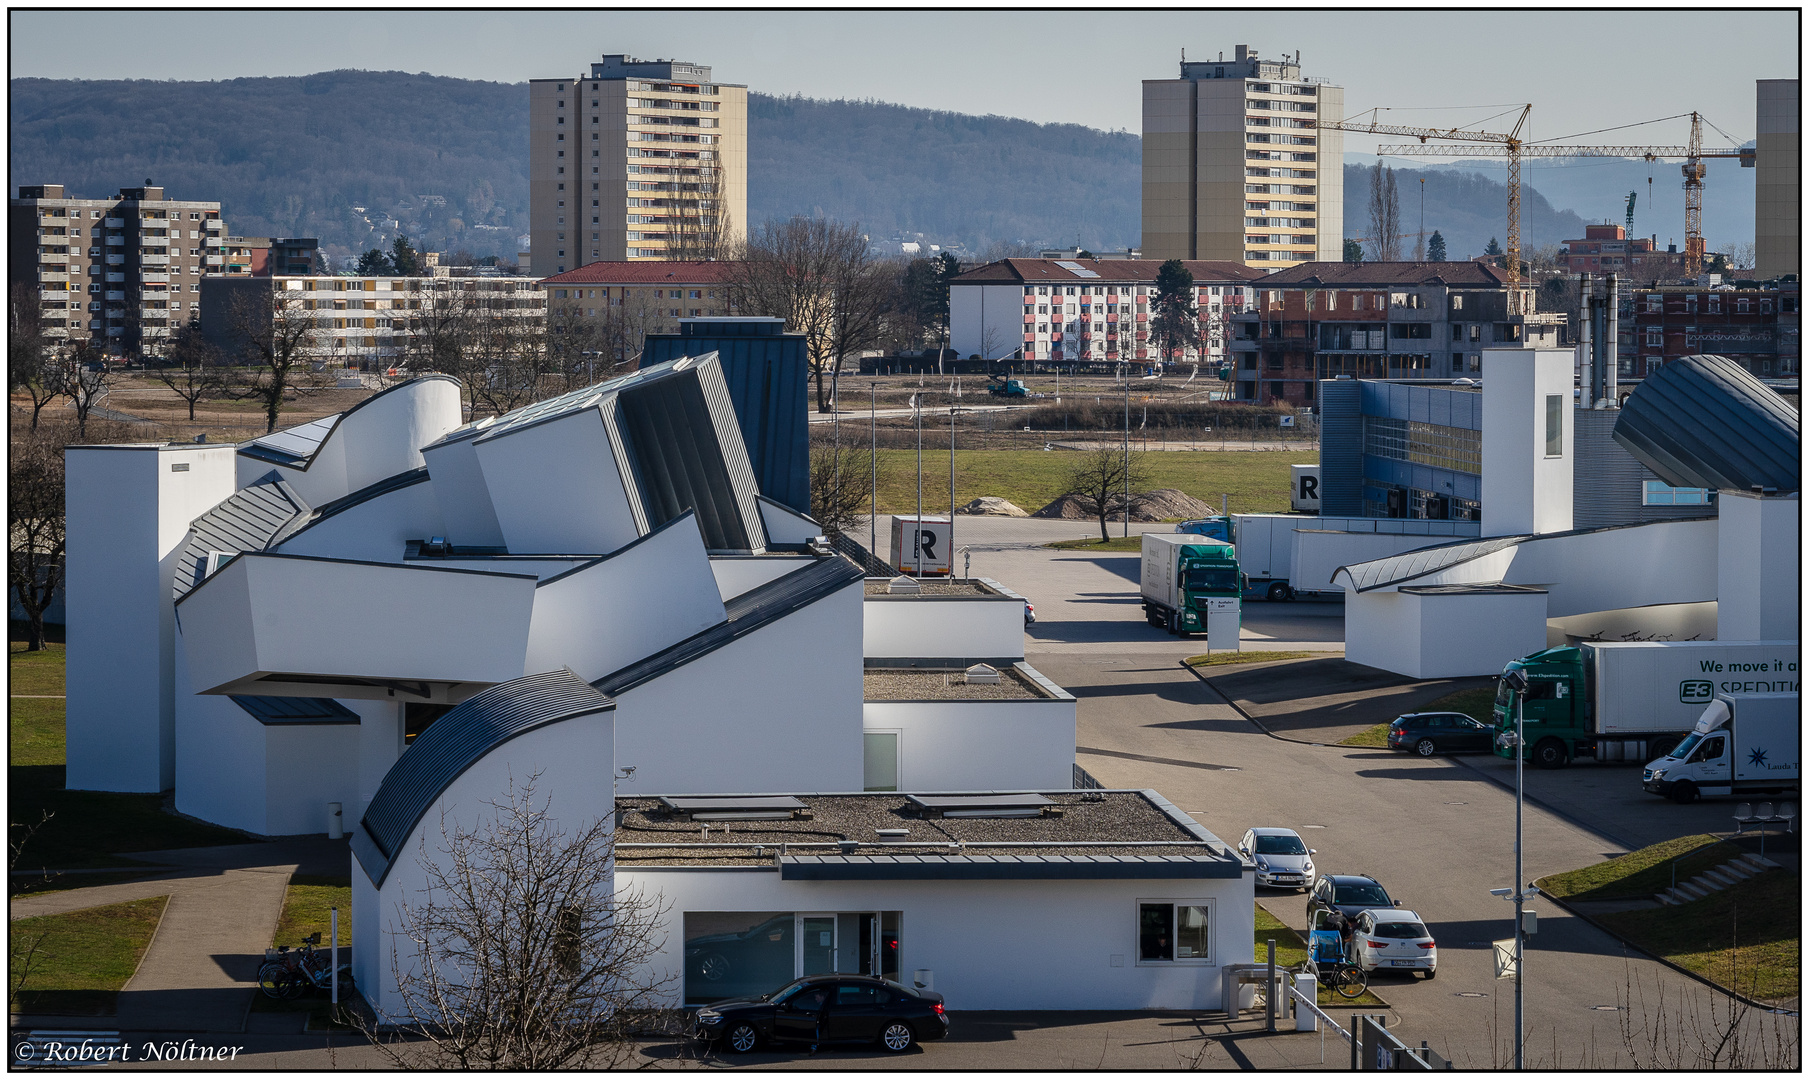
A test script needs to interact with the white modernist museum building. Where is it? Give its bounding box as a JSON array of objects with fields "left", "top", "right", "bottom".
[{"left": 64, "top": 355, "right": 1256, "bottom": 1018}]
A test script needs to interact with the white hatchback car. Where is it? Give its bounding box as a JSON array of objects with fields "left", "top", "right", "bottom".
[
  {"left": 1236, "top": 827, "right": 1317, "bottom": 891},
  {"left": 1351, "top": 908, "right": 1437, "bottom": 978}
]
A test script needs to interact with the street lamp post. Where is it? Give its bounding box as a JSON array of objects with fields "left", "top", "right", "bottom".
[
  {"left": 870, "top": 381, "right": 878, "bottom": 563},
  {"left": 1498, "top": 666, "right": 1531, "bottom": 1070},
  {"left": 1122, "top": 373, "right": 1131, "bottom": 538}
]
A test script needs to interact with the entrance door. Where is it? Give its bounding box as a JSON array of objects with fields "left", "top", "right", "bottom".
[{"left": 799, "top": 915, "right": 837, "bottom": 976}]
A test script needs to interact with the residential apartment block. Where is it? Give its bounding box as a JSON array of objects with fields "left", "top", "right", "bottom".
[
  {"left": 11, "top": 183, "right": 225, "bottom": 357},
  {"left": 201, "top": 272, "right": 546, "bottom": 370},
  {"left": 1755, "top": 79, "right": 1799, "bottom": 280},
  {"left": 1558, "top": 224, "right": 1686, "bottom": 278},
  {"left": 529, "top": 54, "right": 747, "bottom": 276},
  {"left": 1625, "top": 278, "right": 1800, "bottom": 381},
  {"left": 540, "top": 260, "right": 736, "bottom": 360},
  {"left": 948, "top": 258, "right": 1266, "bottom": 366},
  {"left": 1228, "top": 262, "right": 1563, "bottom": 405},
  {"left": 1142, "top": 45, "right": 1344, "bottom": 270},
  {"left": 221, "top": 236, "right": 321, "bottom": 277}
]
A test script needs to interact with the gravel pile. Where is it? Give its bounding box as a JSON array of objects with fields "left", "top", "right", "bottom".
[
  {"left": 957, "top": 496, "right": 1029, "bottom": 517},
  {"left": 1033, "top": 488, "right": 1213, "bottom": 522}
]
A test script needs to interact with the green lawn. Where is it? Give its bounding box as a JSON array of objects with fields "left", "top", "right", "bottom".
[
  {"left": 1187, "top": 650, "right": 1334, "bottom": 668},
  {"left": 10, "top": 641, "right": 249, "bottom": 869},
  {"left": 1047, "top": 535, "right": 1146, "bottom": 552},
  {"left": 1254, "top": 903, "right": 1386, "bottom": 1007},
  {"left": 275, "top": 875, "right": 354, "bottom": 949},
  {"left": 10, "top": 643, "right": 66, "bottom": 767},
  {"left": 871, "top": 449, "right": 1313, "bottom": 517},
  {"left": 11, "top": 895, "right": 169, "bottom": 1015},
  {"left": 1538, "top": 833, "right": 1733, "bottom": 902},
  {"left": 1338, "top": 685, "right": 1499, "bottom": 748},
  {"left": 1596, "top": 871, "right": 1799, "bottom": 1003}
]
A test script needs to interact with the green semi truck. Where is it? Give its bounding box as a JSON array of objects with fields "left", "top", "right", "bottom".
[
  {"left": 1139, "top": 533, "right": 1244, "bottom": 638},
  {"left": 1491, "top": 640, "right": 1800, "bottom": 769}
]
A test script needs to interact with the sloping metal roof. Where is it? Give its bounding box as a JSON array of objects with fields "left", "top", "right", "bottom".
[
  {"left": 594, "top": 554, "right": 864, "bottom": 696},
  {"left": 277, "top": 467, "right": 430, "bottom": 546},
  {"left": 352, "top": 669, "right": 615, "bottom": 887},
  {"left": 1333, "top": 534, "right": 1525, "bottom": 593},
  {"left": 171, "top": 473, "right": 312, "bottom": 600},
  {"left": 1613, "top": 354, "right": 1800, "bottom": 493},
  {"left": 421, "top": 364, "right": 679, "bottom": 451},
  {"left": 230, "top": 696, "right": 359, "bottom": 724},
  {"left": 238, "top": 375, "right": 461, "bottom": 469}
]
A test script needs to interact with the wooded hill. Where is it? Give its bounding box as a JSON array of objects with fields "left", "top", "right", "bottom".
[{"left": 13, "top": 70, "right": 1671, "bottom": 265}]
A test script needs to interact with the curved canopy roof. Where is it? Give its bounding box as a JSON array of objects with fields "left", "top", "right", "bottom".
[
  {"left": 1613, "top": 355, "right": 1799, "bottom": 494},
  {"left": 352, "top": 669, "right": 615, "bottom": 886}
]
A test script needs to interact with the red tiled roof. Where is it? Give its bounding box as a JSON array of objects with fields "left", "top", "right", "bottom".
[
  {"left": 951, "top": 259, "right": 1269, "bottom": 286},
  {"left": 1253, "top": 261, "right": 1512, "bottom": 288},
  {"left": 540, "top": 260, "right": 737, "bottom": 286}
]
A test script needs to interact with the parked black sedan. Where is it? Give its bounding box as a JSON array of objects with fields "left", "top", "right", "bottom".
[
  {"left": 694, "top": 974, "right": 948, "bottom": 1054},
  {"left": 1386, "top": 711, "right": 1494, "bottom": 756}
]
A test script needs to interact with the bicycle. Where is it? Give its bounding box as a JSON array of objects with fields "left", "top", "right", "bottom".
[
  {"left": 257, "top": 933, "right": 354, "bottom": 1000},
  {"left": 1306, "top": 930, "right": 1368, "bottom": 1000}
]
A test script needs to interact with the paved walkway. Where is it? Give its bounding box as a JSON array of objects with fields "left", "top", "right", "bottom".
[{"left": 10, "top": 839, "right": 350, "bottom": 1034}]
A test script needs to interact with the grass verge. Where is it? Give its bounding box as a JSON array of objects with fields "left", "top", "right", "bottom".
[
  {"left": 873, "top": 449, "right": 1312, "bottom": 517},
  {"left": 1337, "top": 685, "right": 1499, "bottom": 748},
  {"left": 1187, "top": 650, "right": 1332, "bottom": 668},
  {"left": 275, "top": 875, "right": 354, "bottom": 949},
  {"left": 11, "top": 895, "right": 168, "bottom": 1016},
  {"left": 1254, "top": 903, "right": 1386, "bottom": 1008},
  {"left": 1594, "top": 871, "right": 1799, "bottom": 1003},
  {"left": 1046, "top": 535, "right": 1146, "bottom": 552},
  {"left": 1537, "top": 833, "right": 1731, "bottom": 902},
  {"left": 11, "top": 643, "right": 66, "bottom": 767}
]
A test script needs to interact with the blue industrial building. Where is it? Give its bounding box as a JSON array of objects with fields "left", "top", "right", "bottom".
[
  {"left": 1319, "top": 377, "right": 1482, "bottom": 521},
  {"left": 643, "top": 318, "right": 812, "bottom": 516}
]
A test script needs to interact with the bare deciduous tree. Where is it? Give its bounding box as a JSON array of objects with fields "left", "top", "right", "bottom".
[
  {"left": 367, "top": 775, "right": 674, "bottom": 1071},
  {"left": 809, "top": 445, "right": 882, "bottom": 542},
  {"left": 155, "top": 317, "right": 226, "bottom": 422},
  {"left": 64, "top": 340, "right": 120, "bottom": 440},
  {"left": 10, "top": 282, "right": 67, "bottom": 431},
  {"left": 9, "top": 435, "right": 66, "bottom": 652},
  {"left": 1367, "top": 162, "right": 1402, "bottom": 262},
  {"left": 221, "top": 287, "right": 330, "bottom": 434},
  {"left": 1057, "top": 447, "right": 1153, "bottom": 542},
  {"left": 730, "top": 216, "right": 893, "bottom": 412},
  {"left": 664, "top": 161, "right": 734, "bottom": 262}
]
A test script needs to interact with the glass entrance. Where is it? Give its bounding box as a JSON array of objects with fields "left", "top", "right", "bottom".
[{"left": 800, "top": 916, "right": 837, "bottom": 976}]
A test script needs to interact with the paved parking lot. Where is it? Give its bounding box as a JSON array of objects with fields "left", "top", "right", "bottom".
[{"left": 927, "top": 515, "right": 1778, "bottom": 1068}]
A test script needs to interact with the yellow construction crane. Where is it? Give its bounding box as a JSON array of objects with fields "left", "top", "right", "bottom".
[
  {"left": 1376, "top": 112, "right": 1752, "bottom": 276},
  {"left": 1318, "top": 106, "right": 1533, "bottom": 311}
]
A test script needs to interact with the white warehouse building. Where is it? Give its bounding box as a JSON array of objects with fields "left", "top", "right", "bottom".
[{"left": 63, "top": 355, "right": 1255, "bottom": 1020}]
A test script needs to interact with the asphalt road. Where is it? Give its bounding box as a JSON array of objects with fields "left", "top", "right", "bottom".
[{"left": 926, "top": 515, "right": 1784, "bottom": 1069}]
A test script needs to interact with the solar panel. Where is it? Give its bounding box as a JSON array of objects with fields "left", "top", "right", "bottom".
[{"left": 1053, "top": 261, "right": 1100, "bottom": 278}]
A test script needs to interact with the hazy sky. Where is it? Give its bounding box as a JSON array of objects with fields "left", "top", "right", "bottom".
[{"left": 10, "top": 9, "right": 1798, "bottom": 153}]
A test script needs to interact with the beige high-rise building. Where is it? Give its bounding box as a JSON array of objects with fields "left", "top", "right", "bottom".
[
  {"left": 1754, "top": 78, "right": 1799, "bottom": 281},
  {"left": 1142, "top": 45, "right": 1344, "bottom": 270},
  {"left": 529, "top": 54, "right": 747, "bottom": 278}
]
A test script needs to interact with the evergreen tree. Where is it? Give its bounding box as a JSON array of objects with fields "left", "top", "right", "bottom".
[
  {"left": 1427, "top": 231, "right": 1447, "bottom": 262},
  {"left": 354, "top": 248, "right": 393, "bottom": 276},
  {"left": 391, "top": 236, "right": 426, "bottom": 276},
  {"left": 1343, "top": 239, "right": 1364, "bottom": 263},
  {"left": 1484, "top": 237, "right": 1503, "bottom": 256},
  {"left": 1148, "top": 259, "right": 1200, "bottom": 364}
]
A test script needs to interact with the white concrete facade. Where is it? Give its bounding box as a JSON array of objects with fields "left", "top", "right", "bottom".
[
  {"left": 862, "top": 589, "right": 1027, "bottom": 663},
  {"left": 620, "top": 866, "right": 1253, "bottom": 1012},
  {"left": 1717, "top": 492, "right": 1800, "bottom": 641},
  {"left": 862, "top": 695, "right": 1076, "bottom": 792},
  {"left": 1480, "top": 347, "right": 1574, "bottom": 538}
]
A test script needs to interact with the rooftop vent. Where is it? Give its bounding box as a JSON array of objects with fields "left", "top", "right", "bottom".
[
  {"left": 964, "top": 664, "right": 1001, "bottom": 685},
  {"left": 658, "top": 795, "right": 812, "bottom": 821},
  {"left": 874, "top": 828, "right": 911, "bottom": 844},
  {"left": 907, "top": 794, "right": 1060, "bottom": 819},
  {"left": 886, "top": 575, "right": 921, "bottom": 594}
]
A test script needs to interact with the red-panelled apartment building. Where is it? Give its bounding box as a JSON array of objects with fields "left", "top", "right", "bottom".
[
  {"left": 1560, "top": 224, "right": 1687, "bottom": 277},
  {"left": 1624, "top": 278, "right": 1800, "bottom": 381}
]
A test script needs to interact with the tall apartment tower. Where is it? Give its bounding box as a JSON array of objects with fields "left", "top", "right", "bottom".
[
  {"left": 1754, "top": 79, "right": 1799, "bottom": 281},
  {"left": 10, "top": 183, "right": 225, "bottom": 358},
  {"left": 1142, "top": 46, "right": 1344, "bottom": 269},
  {"left": 529, "top": 54, "right": 747, "bottom": 277}
]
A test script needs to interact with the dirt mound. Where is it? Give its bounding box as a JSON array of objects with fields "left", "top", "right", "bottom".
[
  {"left": 957, "top": 497, "right": 1029, "bottom": 517},
  {"left": 1137, "top": 488, "right": 1217, "bottom": 521},
  {"left": 1034, "top": 488, "right": 1214, "bottom": 523}
]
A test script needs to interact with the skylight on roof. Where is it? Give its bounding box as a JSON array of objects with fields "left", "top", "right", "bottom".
[
  {"left": 1053, "top": 261, "right": 1100, "bottom": 278},
  {"left": 660, "top": 795, "right": 811, "bottom": 820},
  {"left": 908, "top": 794, "right": 1056, "bottom": 818}
]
